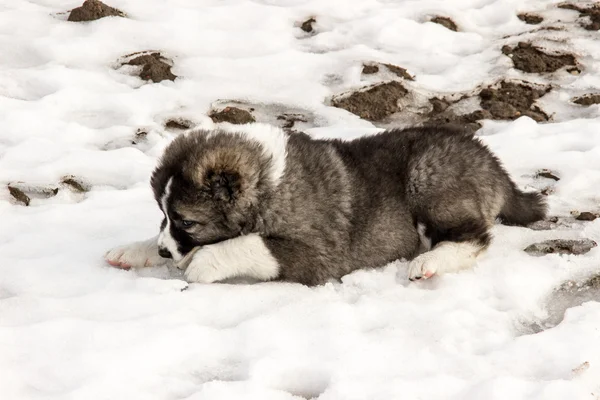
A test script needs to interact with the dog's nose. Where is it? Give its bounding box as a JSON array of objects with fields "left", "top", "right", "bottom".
[{"left": 158, "top": 248, "right": 172, "bottom": 259}]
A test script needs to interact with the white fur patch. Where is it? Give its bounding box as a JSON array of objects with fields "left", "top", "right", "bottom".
[
  {"left": 407, "top": 241, "right": 482, "bottom": 281},
  {"left": 157, "top": 177, "right": 183, "bottom": 261},
  {"left": 212, "top": 123, "right": 288, "bottom": 185},
  {"left": 184, "top": 233, "right": 279, "bottom": 284},
  {"left": 104, "top": 236, "right": 166, "bottom": 268}
]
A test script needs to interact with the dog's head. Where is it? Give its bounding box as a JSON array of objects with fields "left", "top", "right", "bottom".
[{"left": 150, "top": 127, "right": 286, "bottom": 261}]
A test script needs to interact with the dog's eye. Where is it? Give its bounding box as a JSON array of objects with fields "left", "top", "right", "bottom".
[{"left": 181, "top": 220, "right": 196, "bottom": 228}]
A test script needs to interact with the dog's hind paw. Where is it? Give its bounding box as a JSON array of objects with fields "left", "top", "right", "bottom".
[
  {"left": 407, "top": 253, "right": 439, "bottom": 281},
  {"left": 104, "top": 237, "right": 166, "bottom": 270}
]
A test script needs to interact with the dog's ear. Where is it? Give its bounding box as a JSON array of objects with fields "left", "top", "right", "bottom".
[{"left": 205, "top": 169, "right": 242, "bottom": 203}]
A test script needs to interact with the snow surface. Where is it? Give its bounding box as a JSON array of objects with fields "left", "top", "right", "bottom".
[{"left": 1, "top": 0, "right": 600, "bottom": 399}]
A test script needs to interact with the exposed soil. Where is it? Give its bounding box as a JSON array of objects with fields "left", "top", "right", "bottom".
[
  {"left": 431, "top": 16, "right": 458, "bottom": 31},
  {"left": 502, "top": 42, "right": 577, "bottom": 73},
  {"left": 331, "top": 81, "right": 408, "bottom": 121},
  {"left": 518, "top": 13, "right": 544, "bottom": 24},
  {"left": 576, "top": 212, "right": 598, "bottom": 221},
  {"left": 209, "top": 107, "right": 256, "bottom": 124},
  {"left": 524, "top": 239, "right": 597, "bottom": 256},
  {"left": 125, "top": 53, "right": 176, "bottom": 83},
  {"left": 164, "top": 119, "right": 194, "bottom": 130},
  {"left": 479, "top": 80, "right": 550, "bottom": 121},
  {"left": 7, "top": 183, "right": 61, "bottom": 206},
  {"left": 536, "top": 169, "right": 560, "bottom": 181},
  {"left": 362, "top": 63, "right": 414, "bottom": 80},
  {"left": 300, "top": 18, "right": 316, "bottom": 33},
  {"left": 573, "top": 93, "right": 600, "bottom": 106},
  {"left": 68, "top": 0, "right": 124, "bottom": 22},
  {"left": 558, "top": 3, "right": 600, "bottom": 31},
  {"left": 277, "top": 113, "right": 308, "bottom": 131}
]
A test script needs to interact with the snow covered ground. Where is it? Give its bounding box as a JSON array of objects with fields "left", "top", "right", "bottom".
[{"left": 1, "top": 0, "right": 600, "bottom": 399}]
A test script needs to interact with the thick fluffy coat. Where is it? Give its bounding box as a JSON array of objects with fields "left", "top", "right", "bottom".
[{"left": 105, "top": 124, "right": 546, "bottom": 285}]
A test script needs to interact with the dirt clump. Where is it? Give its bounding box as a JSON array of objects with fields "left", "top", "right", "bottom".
[
  {"left": 558, "top": 3, "right": 600, "bottom": 31},
  {"left": 502, "top": 42, "right": 577, "bottom": 73},
  {"left": 479, "top": 80, "right": 550, "bottom": 121},
  {"left": 518, "top": 13, "right": 544, "bottom": 24},
  {"left": 331, "top": 81, "right": 408, "bottom": 121},
  {"left": 431, "top": 16, "right": 458, "bottom": 31},
  {"left": 362, "top": 64, "right": 379, "bottom": 74},
  {"left": 209, "top": 107, "right": 256, "bottom": 124},
  {"left": 300, "top": 18, "right": 316, "bottom": 33},
  {"left": 277, "top": 114, "right": 308, "bottom": 131},
  {"left": 68, "top": 0, "right": 124, "bottom": 22},
  {"left": 573, "top": 93, "right": 600, "bottom": 106},
  {"left": 164, "top": 119, "right": 194, "bottom": 130},
  {"left": 576, "top": 212, "right": 598, "bottom": 221},
  {"left": 61, "top": 176, "right": 89, "bottom": 193},
  {"left": 8, "top": 186, "right": 31, "bottom": 206},
  {"left": 525, "top": 239, "right": 597, "bottom": 256},
  {"left": 125, "top": 53, "right": 176, "bottom": 83}
]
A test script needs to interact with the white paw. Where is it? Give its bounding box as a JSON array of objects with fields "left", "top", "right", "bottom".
[
  {"left": 104, "top": 237, "right": 167, "bottom": 270},
  {"left": 407, "top": 252, "right": 441, "bottom": 281},
  {"left": 183, "top": 247, "right": 221, "bottom": 284}
]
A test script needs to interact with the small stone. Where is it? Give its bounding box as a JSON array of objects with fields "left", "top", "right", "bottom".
[
  {"left": 164, "top": 119, "right": 193, "bottom": 130},
  {"left": 517, "top": 13, "right": 544, "bottom": 25},
  {"left": 209, "top": 107, "right": 256, "bottom": 124},
  {"left": 431, "top": 16, "right": 458, "bottom": 31},
  {"left": 524, "top": 239, "right": 597, "bottom": 256},
  {"left": 576, "top": 212, "right": 597, "bottom": 221},
  {"left": 68, "top": 0, "right": 124, "bottom": 22},
  {"left": 537, "top": 169, "right": 560, "bottom": 181},
  {"left": 62, "top": 177, "right": 88, "bottom": 193},
  {"left": 300, "top": 18, "right": 316, "bottom": 33},
  {"left": 362, "top": 64, "right": 379, "bottom": 74},
  {"left": 125, "top": 53, "right": 176, "bottom": 83}
]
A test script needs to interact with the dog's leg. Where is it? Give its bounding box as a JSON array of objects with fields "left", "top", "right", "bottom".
[
  {"left": 407, "top": 219, "right": 491, "bottom": 281},
  {"left": 184, "top": 234, "right": 280, "bottom": 283},
  {"left": 104, "top": 236, "right": 167, "bottom": 270}
]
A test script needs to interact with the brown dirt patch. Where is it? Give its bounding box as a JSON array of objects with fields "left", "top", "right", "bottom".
[
  {"left": 68, "top": 0, "right": 124, "bottom": 22},
  {"left": 209, "top": 107, "right": 256, "bottom": 124},
  {"left": 125, "top": 53, "right": 176, "bottom": 83},
  {"left": 558, "top": 3, "right": 600, "bottom": 31},
  {"left": 61, "top": 176, "right": 89, "bottom": 193},
  {"left": 431, "top": 16, "right": 458, "bottom": 31},
  {"left": 573, "top": 93, "right": 600, "bottom": 106},
  {"left": 518, "top": 13, "right": 544, "bottom": 24},
  {"left": 536, "top": 169, "right": 560, "bottom": 181},
  {"left": 362, "top": 64, "right": 379, "bottom": 74},
  {"left": 502, "top": 42, "right": 577, "bottom": 73},
  {"left": 331, "top": 81, "right": 408, "bottom": 121},
  {"left": 479, "top": 80, "right": 551, "bottom": 122},
  {"left": 300, "top": 18, "right": 316, "bottom": 33},
  {"left": 525, "top": 239, "right": 597, "bottom": 256},
  {"left": 8, "top": 186, "right": 31, "bottom": 206},
  {"left": 362, "top": 63, "right": 414, "bottom": 80}
]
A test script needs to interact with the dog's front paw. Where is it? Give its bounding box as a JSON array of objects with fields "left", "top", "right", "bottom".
[
  {"left": 184, "top": 248, "right": 221, "bottom": 284},
  {"left": 105, "top": 237, "right": 166, "bottom": 270},
  {"left": 407, "top": 252, "right": 440, "bottom": 281}
]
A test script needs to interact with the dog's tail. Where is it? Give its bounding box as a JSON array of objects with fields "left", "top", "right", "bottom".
[{"left": 499, "top": 185, "right": 547, "bottom": 226}]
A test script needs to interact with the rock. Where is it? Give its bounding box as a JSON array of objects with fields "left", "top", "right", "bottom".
[
  {"left": 431, "top": 16, "right": 458, "bottom": 31},
  {"left": 502, "top": 42, "right": 577, "bottom": 73},
  {"left": 479, "top": 80, "right": 550, "bottom": 122},
  {"left": 209, "top": 107, "right": 256, "bottom": 124},
  {"left": 576, "top": 212, "right": 598, "bottom": 221},
  {"left": 164, "top": 119, "right": 194, "bottom": 130},
  {"left": 68, "top": 0, "right": 124, "bottom": 22},
  {"left": 573, "top": 94, "right": 600, "bottom": 106},
  {"left": 517, "top": 13, "right": 544, "bottom": 24},
  {"left": 524, "top": 239, "right": 597, "bottom": 256},
  {"left": 125, "top": 53, "right": 176, "bottom": 83},
  {"left": 8, "top": 186, "right": 31, "bottom": 206},
  {"left": 331, "top": 81, "right": 408, "bottom": 121},
  {"left": 558, "top": 3, "right": 600, "bottom": 31},
  {"left": 362, "top": 64, "right": 379, "bottom": 74},
  {"left": 61, "top": 176, "right": 88, "bottom": 193},
  {"left": 536, "top": 169, "right": 560, "bottom": 181},
  {"left": 300, "top": 18, "right": 316, "bottom": 33}
]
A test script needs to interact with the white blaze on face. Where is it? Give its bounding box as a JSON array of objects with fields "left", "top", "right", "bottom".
[{"left": 157, "top": 177, "right": 183, "bottom": 261}]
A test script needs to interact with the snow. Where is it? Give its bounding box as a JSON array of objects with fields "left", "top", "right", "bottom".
[{"left": 1, "top": 0, "right": 600, "bottom": 399}]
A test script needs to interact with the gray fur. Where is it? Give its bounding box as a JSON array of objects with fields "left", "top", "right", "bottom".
[{"left": 150, "top": 126, "right": 546, "bottom": 285}]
